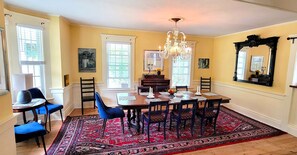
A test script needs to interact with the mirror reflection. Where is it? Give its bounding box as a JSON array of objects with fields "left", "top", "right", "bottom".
[
  {"left": 233, "top": 35, "right": 279, "bottom": 86},
  {"left": 237, "top": 45, "right": 271, "bottom": 83}
]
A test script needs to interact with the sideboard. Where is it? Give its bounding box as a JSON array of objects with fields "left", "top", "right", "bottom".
[{"left": 140, "top": 74, "right": 170, "bottom": 91}]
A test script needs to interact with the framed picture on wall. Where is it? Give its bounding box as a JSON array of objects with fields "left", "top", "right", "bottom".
[
  {"left": 143, "top": 50, "right": 163, "bottom": 71},
  {"left": 198, "top": 58, "right": 210, "bottom": 69},
  {"left": 250, "top": 56, "right": 264, "bottom": 72},
  {"left": 78, "top": 48, "right": 96, "bottom": 72}
]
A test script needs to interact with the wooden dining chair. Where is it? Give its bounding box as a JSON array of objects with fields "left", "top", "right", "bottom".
[
  {"left": 200, "top": 77, "right": 211, "bottom": 92},
  {"left": 176, "top": 85, "right": 188, "bottom": 92},
  {"left": 142, "top": 100, "right": 169, "bottom": 143},
  {"left": 137, "top": 86, "right": 150, "bottom": 94},
  {"left": 80, "top": 77, "right": 96, "bottom": 115},
  {"left": 196, "top": 98, "right": 222, "bottom": 136},
  {"left": 169, "top": 99, "right": 197, "bottom": 138},
  {"left": 155, "top": 85, "right": 169, "bottom": 92}
]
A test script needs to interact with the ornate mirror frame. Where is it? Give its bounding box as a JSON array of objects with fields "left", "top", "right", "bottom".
[{"left": 233, "top": 35, "right": 279, "bottom": 86}]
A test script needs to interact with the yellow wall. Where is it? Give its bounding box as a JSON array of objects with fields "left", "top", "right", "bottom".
[
  {"left": 49, "top": 16, "right": 63, "bottom": 87},
  {"left": 213, "top": 22, "right": 297, "bottom": 94},
  {"left": 70, "top": 24, "right": 214, "bottom": 84},
  {"left": 0, "top": 0, "right": 13, "bottom": 121},
  {"left": 60, "top": 17, "right": 71, "bottom": 86}
]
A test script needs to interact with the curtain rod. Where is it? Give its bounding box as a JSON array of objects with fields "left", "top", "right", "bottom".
[{"left": 287, "top": 37, "right": 297, "bottom": 44}]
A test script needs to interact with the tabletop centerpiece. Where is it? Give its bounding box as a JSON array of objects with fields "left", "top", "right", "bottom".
[{"left": 168, "top": 88, "right": 176, "bottom": 96}]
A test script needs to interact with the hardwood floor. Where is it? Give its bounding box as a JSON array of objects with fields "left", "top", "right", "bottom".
[{"left": 16, "top": 108, "right": 297, "bottom": 155}]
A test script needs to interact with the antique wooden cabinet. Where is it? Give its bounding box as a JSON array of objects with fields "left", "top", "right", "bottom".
[{"left": 140, "top": 74, "right": 170, "bottom": 91}]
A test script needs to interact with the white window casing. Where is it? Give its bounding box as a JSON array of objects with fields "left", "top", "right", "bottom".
[{"left": 101, "top": 34, "right": 136, "bottom": 90}]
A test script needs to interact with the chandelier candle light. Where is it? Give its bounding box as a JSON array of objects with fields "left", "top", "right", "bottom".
[{"left": 159, "top": 17, "right": 192, "bottom": 60}]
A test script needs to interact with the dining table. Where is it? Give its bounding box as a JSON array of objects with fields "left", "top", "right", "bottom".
[
  {"left": 116, "top": 91, "right": 231, "bottom": 133},
  {"left": 12, "top": 98, "right": 46, "bottom": 124}
]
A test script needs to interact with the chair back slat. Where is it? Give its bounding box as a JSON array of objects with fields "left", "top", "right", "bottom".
[
  {"left": 80, "top": 77, "right": 95, "bottom": 96},
  {"left": 176, "top": 86, "right": 188, "bottom": 92},
  {"left": 155, "top": 85, "right": 169, "bottom": 92},
  {"left": 200, "top": 77, "right": 211, "bottom": 92},
  {"left": 148, "top": 101, "right": 169, "bottom": 120},
  {"left": 137, "top": 86, "right": 150, "bottom": 94},
  {"left": 177, "top": 99, "right": 198, "bottom": 118},
  {"left": 80, "top": 77, "right": 96, "bottom": 115},
  {"left": 201, "top": 98, "right": 222, "bottom": 117}
]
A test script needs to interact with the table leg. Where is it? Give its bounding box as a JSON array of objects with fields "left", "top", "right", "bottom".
[
  {"left": 127, "top": 109, "right": 131, "bottom": 129},
  {"left": 22, "top": 112, "right": 27, "bottom": 124},
  {"left": 136, "top": 109, "right": 141, "bottom": 133},
  {"left": 31, "top": 109, "right": 38, "bottom": 122}
]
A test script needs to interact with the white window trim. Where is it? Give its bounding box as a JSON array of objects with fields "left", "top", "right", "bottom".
[
  {"left": 169, "top": 41, "right": 196, "bottom": 88},
  {"left": 101, "top": 34, "right": 136, "bottom": 90},
  {"left": 5, "top": 10, "right": 51, "bottom": 97}
]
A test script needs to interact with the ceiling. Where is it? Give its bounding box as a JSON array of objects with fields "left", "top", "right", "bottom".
[{"left": 4, "top": 0, "right": 297, "bottom": 36}]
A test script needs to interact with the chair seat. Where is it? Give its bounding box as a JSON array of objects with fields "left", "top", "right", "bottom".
[
  {"left": 36, "top": 103, "right": 63, "bottom": 114},
  {"left": 105, "top": 107, "right": 125, "bottom": 119},
  {"left": 82, "top": 95, "right": 95, "bottom": 101},
  {"left": 172, "top": 109, "right": 193, "bottom": 119},
  {"left": 143, "top": 111, "right": 166, "bottom": 123},
  {"left": 197, "top": 109, "right": 217, "bottom": 118},
  {"left": 15, "top": 122, "right": 46, "bottom": 142}
]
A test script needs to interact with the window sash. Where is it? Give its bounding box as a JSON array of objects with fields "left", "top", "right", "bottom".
[
  {"left": 171, "top": 57, "right": 192, "bottom": 87},
  {"left": 106, "top": 42, "right": 131, "bottom": 88},
  {"left": 16, "top": 25, "right": 45, "bottom": 91}
]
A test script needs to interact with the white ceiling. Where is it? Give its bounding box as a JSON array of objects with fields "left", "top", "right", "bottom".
[{"left": 4, "top": 0, "right": 297, "bottom": 36}]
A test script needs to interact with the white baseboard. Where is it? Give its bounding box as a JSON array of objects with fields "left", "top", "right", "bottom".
[
  {"left": 213, "top": 81, "right": 285, "bottom": 130},
  {"left": 287, "top": 124, "right": 297, "bottom": 137},
  {"left": 224, "top": 103, "right": 282, "bottom": 129}
]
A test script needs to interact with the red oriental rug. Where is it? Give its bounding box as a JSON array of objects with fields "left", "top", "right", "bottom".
[{"left": 47, "top": 107, "right": 284, "bottom": 155}]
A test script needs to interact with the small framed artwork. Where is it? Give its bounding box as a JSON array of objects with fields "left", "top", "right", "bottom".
[
  {"left": 198, "top": 58, "right": 210, "bottom": 69},
  {"left": 250, "top": 56, "right": 264, "bottom": 72},
  {"left": 64, "top": 74, "right": 69, "bottom": 87},
  {"left": 78, "top": 48, "right": 96, "bottom": 72},
  {"left": 143, "top": 50, "right": 163, "bottom": 71}
]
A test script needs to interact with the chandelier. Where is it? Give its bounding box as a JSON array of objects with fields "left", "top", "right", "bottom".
[{"left": 159, "top": 17, "right": 192, "bottom": 60}]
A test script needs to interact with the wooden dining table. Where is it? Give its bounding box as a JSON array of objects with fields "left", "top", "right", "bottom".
[{"left": 116, "top": 91, "right": 231, "bottom": 133}]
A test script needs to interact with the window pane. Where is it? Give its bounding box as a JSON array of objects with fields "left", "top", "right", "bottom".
[
  {"left": 107, "top": 42, "right": 131, "bottom": 88},
  {"left": 171, "top": 57, "right": 191, "bottom": 87},
  {"left": 17, "top": 25, "right": 45, "bottom": 91}
]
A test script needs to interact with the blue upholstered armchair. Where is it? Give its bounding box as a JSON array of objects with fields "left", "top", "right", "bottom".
[
  {"left": 95, "top": 92, "right": 125, "bottom": 137},
  {"left": 28, "top": 88, "right": 63, "bottom": 131},
  {"left": 14, "top": 122, "right": 47, "bottom": 154}
]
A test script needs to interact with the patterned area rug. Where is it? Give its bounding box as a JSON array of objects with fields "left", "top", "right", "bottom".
[{"left": 47, "top": 107, "right": 284, "bottom": 155}]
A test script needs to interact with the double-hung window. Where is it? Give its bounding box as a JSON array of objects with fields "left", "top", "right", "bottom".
[
  {"left": 106, "top": 42, "right": 131, "bottom": 88},
  {"left": 171, "top": 57, "right": 192, "bottom": 87},
  {"left": 101, "top": 34, "right": 135, "bottom": 89},
  {"left": 16, "top": 25, "right": 45, "bottom": 91}
]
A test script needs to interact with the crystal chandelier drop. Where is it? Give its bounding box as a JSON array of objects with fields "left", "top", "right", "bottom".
[{"left": 159, "top": 17, "right": 192, "bottom": 60}]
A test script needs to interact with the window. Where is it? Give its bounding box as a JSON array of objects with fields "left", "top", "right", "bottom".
[
  {"left": 171, "top": 57, "right": 192, "bottom": 87},
  {"left": 237, "top": 51, "right": 247, "bottom": 80},
  {"left": 16, "top": 25, "right": 45, "bottom": 91},
  {"left": 106, "top": 42, "right": 131, "bottom": 88},
  {"left": 101, "top": 34, "right": 135, "bottom": 89}
]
